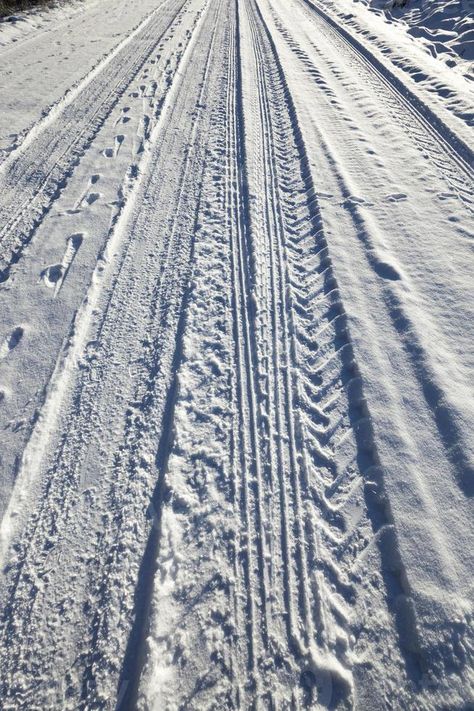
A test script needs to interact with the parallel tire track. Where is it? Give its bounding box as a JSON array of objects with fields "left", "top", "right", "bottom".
[
  {"left": 237, "top": 0, "right": 423, "bottom": 705},
  {"left": 259, "top": 0, "right": 474, "bottom": 500},
  {"left": 246, "top": 0, "right": 316, "bottom": 664},
  {"left": 82, "top": 5, "right": 225, "bottom": 706},
  {"left": 0, "top": 2, "right": 223, "bottom": 706},
  {"left": 243, "top": 0, "right": 354, "bottom": 702},
  {"left": 226, "top": 1, "right": 270, "bottom": 697},
  {"left": 296, "top": 0, "right": 474, "bottom": 211},
  {"left": 0, "top": 0, "right": 187, "bottom": 282}
]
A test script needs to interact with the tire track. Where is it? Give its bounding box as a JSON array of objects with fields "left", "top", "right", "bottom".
[
  {"left": 0, "top": 0, "right": 187, "bottom": 282},
  {"left": 295, "top": 0, "right": 474, "bottom": 212},
  {"left": 0, "top": 2, "right": 220, "bottom": 706},
  {"left": 2, "top": 0, "right": 207, "bottom": 528},
  {"left": 0, "top": 1, "right": 175, "bottom": 161},
  {"left": 246, "top": 0, "right": 316, "bottom": 668},
  {"left": 84, "top": 6, "right": 226, "bottom": 706},
  {"left": 130, "top": 9, "right": 247, "bottom": 706},
  {"left": 240, "top": 0, "right": 423, "bottom": 704},
  {"left": 243, "top": 0, "right": 354, "bottom": 703},
  {"left": 226, "top": 1, "right": 271, "bottom": 697},
  {"left": 0, "top": 0, "right": 469, "bottom": 707},
  {"left": 261, "top": 0, "right": 474, "bottom": 499}
]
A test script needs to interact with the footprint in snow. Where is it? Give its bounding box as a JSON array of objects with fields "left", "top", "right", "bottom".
[
  {"left": 437, "top": 192, "right": 457, "bottom": 201},
  {"left": 385, "top": 193, "right": 408, "bottom": 202},
  {"left": 373, "top": 260, "right": 402, "bottom": 281},
  {"left": 41, "top": 233, "right": 83, "bottom": 297},
  {"left": 0, "top": 326, "right": 24, "bottom": 361},
  {"left": 75, "top": 174, "right": 100, "bottom": 208},
  {"left": 114, "top": 135, "right": 125, "bottom": 157},
  {"left": 85, "top": 192, "right": 101, "bottom": 206},
  {"left": 114, "top": 107, "right": 131, "bottom": 127},
  {"left": 42, "top": 263, "right": 64, "bottom": 289},
  {"left": 343, "top": 195, "right": 374, "bottom": 208},
  {"left": 145, "top": 81, "right": 157, "bottom": 98}
]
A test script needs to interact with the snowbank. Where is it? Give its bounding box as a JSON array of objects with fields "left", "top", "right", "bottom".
[{"left": 360, "top": 0, "right": 474, "bottom": 63}]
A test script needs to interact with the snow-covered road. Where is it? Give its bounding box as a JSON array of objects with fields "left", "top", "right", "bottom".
[{"left": 0, "top": 0, "right": 472, "bottom": 708}]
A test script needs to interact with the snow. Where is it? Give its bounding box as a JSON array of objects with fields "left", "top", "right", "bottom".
[
  {"left": 363, "top": 0, "right": 474, "bottom": 62},
  {"left": 0, "top": 0, "right": 168, "bottom": 157},
  {"left": 0, "top": 0, "right": 472, "bottom": 708},
  {"left": 317, "top": 0, "right": 474, "bottom": 138}
]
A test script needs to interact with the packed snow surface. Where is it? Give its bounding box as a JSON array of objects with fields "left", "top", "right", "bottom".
[{"left": 0, "top": 0, "right": 473, "bottom": 709}]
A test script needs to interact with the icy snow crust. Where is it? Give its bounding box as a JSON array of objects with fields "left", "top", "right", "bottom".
[{"left": 0, "top": 0, "right": 472, "bottom": 709}]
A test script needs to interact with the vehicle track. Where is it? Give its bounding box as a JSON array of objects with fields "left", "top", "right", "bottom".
[
  {"left": 131, "top": 7, "right": 247, "bottom": 706},
  {"left": 294, "top": 0, "right": 474, "bottom": 211},
  {"left": 0, "top": 1, "right": 222, "bottom": 706},
  {"left": 0, "top": 0, "right": 188, "bottom": 282},
  {"left": 0, "top": 0, "right": 472, "bottom": 708},
  {"left": 227, "top": 0, "right": 271, "bottom": 695},
  {"left": 114, "top": 0, "right": 415, "bottom": 705},
  {"left": 260, "top": 0, "right": 474, "bottom": 500},
  {"left": 252, "top": 2, "right": 474, "bottom": 705},
  {"left": 240, "top": 0, "right": 426, "bottom": 705},
  {"left": 0, "top": 0, "right": 206, "bottom": 524}
]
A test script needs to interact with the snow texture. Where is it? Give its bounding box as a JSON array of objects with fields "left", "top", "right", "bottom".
[{"left": 0, "top": 0, "right": 472, "bottom": 708}]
